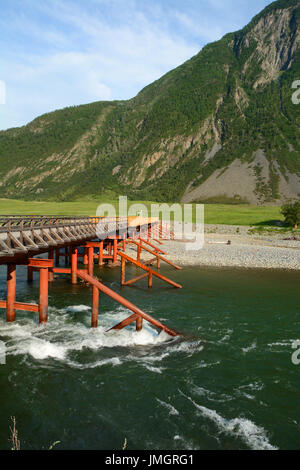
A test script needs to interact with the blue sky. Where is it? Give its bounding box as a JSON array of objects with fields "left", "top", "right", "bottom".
[{"left": 0, "top": 0, "right": 272, "bottom": 130}]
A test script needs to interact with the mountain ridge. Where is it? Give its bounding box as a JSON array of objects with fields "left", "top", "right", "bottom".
[{"left": 1, "top": 0, "right": 300, "bottom": 204}]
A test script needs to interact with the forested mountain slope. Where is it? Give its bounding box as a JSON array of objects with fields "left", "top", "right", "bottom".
[{"left": 0, "top": 0, "right": 300, "bottom": 204}]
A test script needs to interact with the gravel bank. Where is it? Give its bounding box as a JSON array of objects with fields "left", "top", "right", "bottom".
[
  {"left": 130, "top": 226, "right": 300, "bottom": 271},
  {"left": 161, "top": 239, "right": 300, "bottom": 270}
]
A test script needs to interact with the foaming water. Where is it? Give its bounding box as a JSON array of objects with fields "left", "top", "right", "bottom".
[
  {"left": 242, "top": 341, "right": 257, "bottom": 353},
  {"left": 0, "top": 304, "right": 177, "bottom": 366},
  {"left": 0, "top": 265, "right": 299, "bottom": 450},
  {"left": 181, "top": 392, "right": 278, "bottom": 450},
  {"left": 156, "top": 398, "right": 180, "bottom": 416}
]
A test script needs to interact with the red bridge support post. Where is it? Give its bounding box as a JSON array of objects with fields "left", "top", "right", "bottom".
[
  {"left": 113, "top": 239, "right": 118, "bottom": 264},
  {"left": 88, "top": 246, "right": 94, "bottom": 276},
  {"left": 71, "top": 246, "right": 78, "bottom": 285},
  {"left": 136, "top": 316, "right": 143, "bottom": 332},
  {"left": 39, "top": 267, "right": 48, "bottom": 324},
  {"left": 137, "top": 243, "right": 142, "bottom": 263},
  {"left": 121, "top": 257, "right": 125, "bottom": 286},
  {"left": 92, "top": 286, "right": 99, "bottom": 328},
  {"left": 7, "top": 264, "right": 16, "bottom": 322},
  {"left": 148, "top": 272, "right": 153, "bottom": 289},
  {"left": 98, "top": 241, "right": 104, "bottom": 266},
  {"left": 83, "top": 247, "right": 88, "bottom": 265}
]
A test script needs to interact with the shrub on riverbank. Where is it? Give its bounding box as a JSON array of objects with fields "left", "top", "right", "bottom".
[{"left": 281, "top": 201, "right": 300, "bottom": 229}]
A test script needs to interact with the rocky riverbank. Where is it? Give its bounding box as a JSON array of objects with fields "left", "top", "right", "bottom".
[{"left": 131, "top": 225, "right": 300, "bottom": 271}]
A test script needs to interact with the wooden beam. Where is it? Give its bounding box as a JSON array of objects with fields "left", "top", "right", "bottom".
[
  {"left": 123, "top": 273, "right": 148, "bottom": 286},
  {"left": 136, "top": 316, "right": 143, "bottom": 332},
  {"left": 99, "top": 241, "right": 104, "bottom": 266},
  {"left": 88, "top": 246, "right": 94, "bottom": 276},
  {"left": 92, "top": 285, "right": 99, "bottom": 328},
  {"left": 28, "top": 258, "right": 53, "bottom": 269},
  {"left": 71, "top": 246, "right": 78, "bottom": 284},
  {"left": 118, "top": 252, "right": 182, "bottom": 289},
  {"left": 6, "top": 264, "right": 16, "bottom": 322},
  {"left": 39, "top": 267, "right": 48, "bottom": 324},
  {"left": 0, "top": 301, "right": 38, "bottom": 313},
  {"left": 138, "top": 238, "right": 166, "bottom": 255},
  {"left": 109, "top": 313, "right": 138, "bottom": 331},
  {"left": 127, "top": 239, "right": 182, "bottom": 270},
  {"left": 52, "top": 267, "right": 71, "bottom": 274},
  {"left": 77, "top": 269, "right": 182, "bottom": 336}
]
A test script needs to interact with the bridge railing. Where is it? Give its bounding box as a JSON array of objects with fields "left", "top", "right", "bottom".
[
  {"left": 0, "top": 216, "right": 159, "bottom": 259},
  {"left": 0, "top": 216, "right": 129, "bottom": 233}
]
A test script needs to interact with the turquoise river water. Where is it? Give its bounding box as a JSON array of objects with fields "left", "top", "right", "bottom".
[{"left": 0, "top": 262, "right": 299, "bottom": 450}]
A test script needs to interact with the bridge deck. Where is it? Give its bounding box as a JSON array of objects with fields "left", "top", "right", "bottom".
[
  {"left": 0, "top": 216, "right": 158, "bottom": 262},
  {"left": 0, "top": 215, "right": 182, "bottom": 336}
]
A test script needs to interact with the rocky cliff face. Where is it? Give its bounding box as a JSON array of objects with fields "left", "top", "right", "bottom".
[{"left": 0, "top": 0, "right": 300, "bottom": 204}]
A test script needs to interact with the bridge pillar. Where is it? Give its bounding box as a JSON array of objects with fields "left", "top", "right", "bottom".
[
  {"left": 113, "top": 239, "right": 118, "bottom": 264},
  {"left": 88, "top": 246, "right": 94, "bottom": 276},
  {"left": 7, "top": 264, "right": 16, "bottom": 322},
  {"left": 91, "top": 285, "right": 99, "bottom": 328},
  {"left": 121, "top": 257, "right": 125, "bottom": 286},
  {"left": 71, "top": 246, "right": 78, "bottom": 284},
  {"left": 39, "top": 267, "right": 48, "bottom": 324},
  {"left": 83, "top": 247, "right": 88, "bottom": 265},
  {"left": 137, "top": 243, "right": 142, "bottom": 263},
  {"left": 136, "top": 316, "right": 143, "bottom": 332},
  {"left": 148, "top": 272, "right": 153, "bottom": 289},
  {"left": 98, "top": 241, "right": 104, "bottom": 266}
]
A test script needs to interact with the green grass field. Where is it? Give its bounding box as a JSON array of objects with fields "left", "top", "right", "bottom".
[{"left": 0, "top": 198, "right": 284, "bottom": 226}]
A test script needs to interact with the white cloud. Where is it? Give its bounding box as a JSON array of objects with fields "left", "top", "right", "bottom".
[
  {"left": 0, "top": 0, "right": 200, "bottom": 129},
  {"left": 0, "top": 0, "right": 272, "bottom": 129}
]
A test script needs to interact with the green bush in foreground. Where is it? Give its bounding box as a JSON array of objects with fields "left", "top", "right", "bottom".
[{"left": 281, "top": 201, "right": 300, "bottom": 229}]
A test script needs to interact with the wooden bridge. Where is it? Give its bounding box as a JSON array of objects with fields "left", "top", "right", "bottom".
[{"left": 0, "top": 216, "right": 183, "bottom": 337}]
